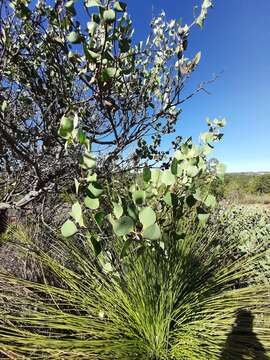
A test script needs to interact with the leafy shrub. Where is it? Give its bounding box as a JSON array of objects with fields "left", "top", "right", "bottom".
[{"left": 214, "top": 206, "right": 270, "bottom": 283}]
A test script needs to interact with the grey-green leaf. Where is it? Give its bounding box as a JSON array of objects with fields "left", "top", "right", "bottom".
[
  {"left": 103, "top": 9, "right": 116, "bottom": 23},
  {"left": 198, "top": 213, "right": 209, "bottom": 224},
  {"left": 193, "top": 51, "right": 201, "bottom": 65},
  {"left": 71, "top": 202, "right": 84, "bottom": 226},
  {"left": 84, "top": 196, "right": 99, "bottom": 210},
  {"left": 143, "top": 167, "right": 151, "bottom": 182},
  {"left": 132, "top": 190, "right": 146, "bottom": 206},
  {"left": 113, "top": 202, "right": 123, "bottom": 219},
  {"left": 161, "top": 170, "right": 176, "bottom": 186},
  {"left": 164, "top": 192, "right": 178, "bottom": 207},
  {"left": 67, "top": 31, "right": 81, "bottom": 44},
  {"left": 82, "top": 152, "right": 96, "bottom": 169},
  {"left": 204, "top": 194, "right": 216, "bottom": 208},
  {"left": 86, "top": 0, "right": 102, "bottom": 7},
  {"left": 95, "top": 211, "right": 105, "bottom": 226},
  {"left": 113, "top": 216, "right": 134, "bottom": 236},
  {"left": 87, "top": 21, "right": 98, "bottom": 36},
  {"left": 61, "top": 220, "right": 78, "bottom": 237},
  {"left": 143, "top": 223, "right": 161, "bottom": 240},
  {"left": 74, "top": 178, "right": 80, "bottom": 195},
  {"left": 88, "top": 182, "right": 103, "bottom": 198},
  {"left": 101, "top": 67, "right": 118, "bottom": 82},
  {"left": 114, "top": 1, "right": 127, "bottom": 12},
  {"left": 186, "top": 165, "right": 199, "bottom": 178},
  {"left": 139, "top": 207, "right": 156, "bottom": 228},
  {"left": 60, "top": 116, "right": 73, "bottom": 132},
  {"left": 151, "top": 169, "right": 161, "bottom": 186}
]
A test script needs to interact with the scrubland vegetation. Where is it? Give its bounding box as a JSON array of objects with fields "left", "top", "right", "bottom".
[
  {"left": 213, "top": 173, "right": 270, "bottom": 205},
  {"left": 0, "top": 0, "right": 269, "bottom": 359}
]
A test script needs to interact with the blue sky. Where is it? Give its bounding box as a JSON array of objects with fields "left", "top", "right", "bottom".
[{"left": 127, "top": 0, "right": 270, "bottom": 172}]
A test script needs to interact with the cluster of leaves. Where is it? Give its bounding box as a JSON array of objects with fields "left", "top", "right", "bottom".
[{"left": 59, "top": 113, "right": 225, "bottom": 268}]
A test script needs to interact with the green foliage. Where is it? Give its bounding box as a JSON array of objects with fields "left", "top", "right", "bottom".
[
  {"left": 0, "top": 0, "right": 215, "bottom": 211},
  {"left": 113, "top": 216, "right": 134, "bottom": 236},
  {"left": 0, "top": 222, "right": 270, "bottom": 358},
  {"left": 3, "top": 2, "right": 267, "bottom": 360},
  {"left": 211, "top": 173, "right": 270, "bottom": 203},
  {"left": 58, "top": 113, "right": 226, "bottom": 276},
  {"left": 215, "top": 205, "right": 270, "bottom": 284},
  {"left": 70, "top": 201, "right": 84, "bottom": 226},
  {"left": 251, "top": 174, "right": 270, "bottom": 194},
  {"left": 196, "top": 0, "right": 213, "bottom": 28},
  {"left": 139, "top": 207, "right": 156, "bottom": 228},
  {"left": 61, "top": 219, "right": 77, "bottom": 237},
  {"left": 142, "top": 222, "right": 161, "bottom": 240},
  {"left": 84, "top": 196, "right": 100, "bottom": 210}
]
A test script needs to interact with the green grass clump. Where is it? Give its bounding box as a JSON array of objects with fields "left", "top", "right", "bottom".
[{"left": 0, "top": 222, "right": 270, "bottom": 359}]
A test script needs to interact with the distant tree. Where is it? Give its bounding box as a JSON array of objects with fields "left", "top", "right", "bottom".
[{"left": 251, "top": 174, "right": 270, "bottom": 194}]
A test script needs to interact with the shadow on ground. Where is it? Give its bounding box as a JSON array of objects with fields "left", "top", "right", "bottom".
[{"left": 220, "top": 309, "right": 269, "bottom": 360}]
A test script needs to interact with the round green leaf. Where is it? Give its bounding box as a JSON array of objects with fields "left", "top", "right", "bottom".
[
  {"left": 67, "top": 31, "right": 81, "bottom": 44},
  {"left": 164, "top": 192, "right": 178, "bottom": 207},
  {"left": 186, "top": 165, "right": 199, "bottom": 177},
  {"left": 1, "top": 100, "right": 7, "bottom": 112},
  {"left": 87, "top": 173, "right": 97, "bottom": 182},
  {"left": 143, "top": 223, "right": 161, "bottom": 240},
  {"left": 198, "top": 213, "right": 209, "bottom": 224},
  {"left": 82, "top": 152, "right": 96, "bottom": 169},
  {"left": 127, "top": 205, "right": 138, "bottom": 221},
  {"left": 174, "top": 150, "right": 185, "bottom": 161},
  {"left": 87, "top": 49, "right": 101, "bottom": 61},
  {"left": 88, "top": 182, "right": 103, "bottom": 198},
  {"left": 143, "top": 167, "right": 151, "bottom": 183},
  {"left": 58, "top": 127, "right": 69, "bottom": 139},
  {"left": 186, "top": 194, "right": 197, "bottom": 208},
  {"left": 86, "top": 232, "right": 101, "bottom": 257},
  {"left": 113, "top": 216, "right": 134, "bottom": 236},
  {"left": 95, "top": 211, "right": 105, "bottom": 226},
  {"left": 103, "top": 262, "right": 113, "bottom": 273},
  {"left": 151, "top": 169, "right": 161, "bottom": 185},
  {"left": 61, "top": 220, "right": 77, "bottom": 237},
  {"left": 132, "top": 190, "right": 146, "bottom": 206},
  {"left": 71, "top": 202, "right": 84, "bottom": 226},
  {"left": 84, "top": 196, "right": 99, "bottom": 210},
  {"left": 86, "top": 0, "right": 102, "bottom": 7},
  {"left": 74, "top": 178, "right": 80, "bottom": 195},
  {"left": 114, "top": 1, "right": 127, "bottom": 12},
  {"left": 113, "top": 202, "right": 123, "bottom": 219},
  {"left": 60, "top": 116, "right": 73, "bottom": 132},
  {"left": 204, "top": 194, "right": 216, "bottom": 208},
  {"left": 193, "top": 51, "right": 201, "bottom": 65},
  {"left": 101, "top": 67, "right": 118, "bottom": 82},
  {"left": 87, "top": 21, "right": 98, "bottom": 36},
  {"left": 107, "top": 213, "right": 116, "bottom": 227},
  {"left": 103, "top": 9, "right": 116, "bottom": 23},
  {"left": 139, "top": 207, "right": 156, "bottom": 228},
  {"left": 171, "top": 158, "right": 178, "bottom": 175},
  {"left": 65, "top": 0, "right": 76, "bottom": 15},
  {"left": 161, "top": 170, "right": 176, "bottom": 186}
]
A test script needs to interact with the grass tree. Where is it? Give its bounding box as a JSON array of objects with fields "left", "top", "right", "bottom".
[{"left": 1, "top": 117, "right": 270, "bottom": 358}]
